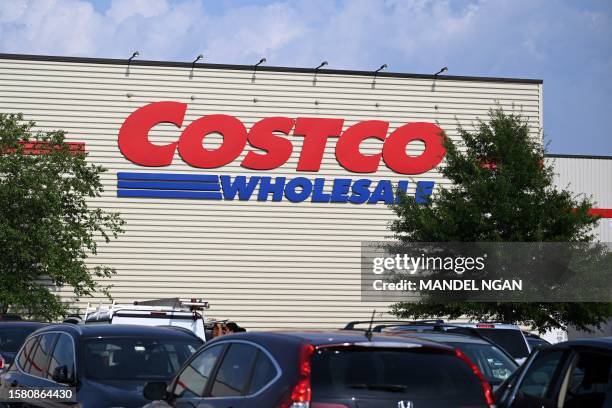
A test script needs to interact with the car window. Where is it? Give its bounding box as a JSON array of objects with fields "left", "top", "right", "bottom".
[
  {"left": 47, "top": 334, "right": 75, "bottom": 381},
  {"left": 516, "top": 350, "right": 565, "bottom": 399},
  {"left": 27, "top": 334, "right": 57, "bottom": 378},
  {"left": 311, "top": 348, "right": 486, "bottom": 404},
  {"left": 17, "top": 337, "right": 37, "bottom": 370},
  {"left": 564, "top": 351, "right": 612, "bottom": 408},
  {"left": 83, "top": 337, "right": 200, "bottom": 381},
  {"left": 471, "top": 328, "right": 530, "bottom": 360},
  {"left": 0, "top": 327, "right": 40, "bottom": 353},
  {"left": 248, "top": 350, "right": 277, "bottom": 394},
  {"left": 210, "top": 343, "right": 258, "bottom": 397},
  {"left": 174, "top": 344, "right": 224, "bottom": 398},
  {"left": 446, "top": 342, "right": 517, "bottom": 384}
]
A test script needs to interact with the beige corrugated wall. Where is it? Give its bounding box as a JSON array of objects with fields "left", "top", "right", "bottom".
[
  {"left": 0, "top": 56, "right": 542, "bottom": 329},
  {"left": 547, "top": 155, "right": 612, "bottom": 243}
]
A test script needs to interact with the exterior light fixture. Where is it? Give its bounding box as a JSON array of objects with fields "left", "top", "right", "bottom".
[
  {"left": 375, "top": 64, "right": 388, "bottom": 74},
  {"left": 434, "top": 66, "right": 448, "bottom": 76}
]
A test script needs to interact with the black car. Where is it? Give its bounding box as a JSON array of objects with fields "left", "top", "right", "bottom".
[
  {"left": 344, "top": 320, "right": 532, "bottom": 364},
  {"left": 142, "top": 330, "right": 495, "bottom": 408},
  {"left": 0, "top": 322, "right": 46, "bottom": 373},
  {"left": 495, "top": 337, "right": 612, "bottom": 408},
  {"left": 0, "top": 324, "right": 203, "bottom": 408},
  {"left": 391, "top": 330, "right": 519, "bottom": 388}
]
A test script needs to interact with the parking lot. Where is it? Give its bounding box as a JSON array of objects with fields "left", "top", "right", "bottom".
[{"left": 1, "top": 300, "right": 611, "bottom": 408}]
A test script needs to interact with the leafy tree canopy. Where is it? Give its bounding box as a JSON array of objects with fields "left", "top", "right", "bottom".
[
  {"left": 390, "top": 108, "right": 609, "bottom": 332},
  {"left": 0, "top": 113, "right": 124, "bottom": 320}
]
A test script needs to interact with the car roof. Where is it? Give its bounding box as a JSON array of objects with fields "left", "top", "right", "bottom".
[
  {"left": 0, "top": 321, "right": 47, "bottom": 328},
  {"left": 221, "top": 330, "right": 454, "bottom": 350},
  {"left": 34, "top": 323, "right": 203, "bottom": 340},
  {"left": 550, "top": 337, "right": 612, "bottom": 351},
  {"left": 447, "top": 323, "right": 522, "bottom": 330},
  {"left": 391, "top": 331, "right": 491, "bottom": 345}
]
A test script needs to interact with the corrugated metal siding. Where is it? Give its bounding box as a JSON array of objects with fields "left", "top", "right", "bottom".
[
  {"left": 0, "top": 57, "right": 542, "bottom": 329},
  {"left": 547, "top": 156, "right": 612, "bottom": 243}
]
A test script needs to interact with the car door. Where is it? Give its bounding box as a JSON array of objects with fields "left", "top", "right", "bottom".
[
  {"left": 44, "top": 333, "right": 77, "bottom": 408},
  {"left": 195, "top": 342, "right": 258, "bottom": 408},
  {"left": 559, "top": 349, "right": 612, "bottom": 408},
  {"left": 510, "top": 349, "right": 569, "bottom": 408},
  {"left": 169, "top": 341, "right": 276, "bottom": 408},
  {"left": 9, "top": 333, "right": 58, "bottom": 408},
  {"left": 170, "top": 344, "right": 225, "bottom": 408},
  {"left": 238, "top": 346, "right": 281, "bottom": 407},
  {"left": 0, "top": 335, "right": 38, "bottom": 404}
]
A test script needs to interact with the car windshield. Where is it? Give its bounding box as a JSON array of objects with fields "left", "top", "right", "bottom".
[
  {"left": 446, "top": 342, "right": 517, "bottom": 384},
  {"left": 0, "top": 327, "right": 38, "bottom": 352},
  {"left": 311, "top": 347, "right": 486, "bottom": 403},
  {"left": 83, "top": 337, "right": 200, "bottom": 381},
  {"left": 471, "top": 329, "right": 530, "bottom": 360}
]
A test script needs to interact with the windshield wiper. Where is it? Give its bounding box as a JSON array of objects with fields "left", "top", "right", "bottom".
[{"left": 347, "top": 383, "right": 408, "bottom": 392}]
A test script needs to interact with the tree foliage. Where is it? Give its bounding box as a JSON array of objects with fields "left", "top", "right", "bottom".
[
  {"left": 390, "top": 108, "right": 609, "bottom": 332},
  {"left": 0, "top": 113, "right": 124, "bottom": 320}
]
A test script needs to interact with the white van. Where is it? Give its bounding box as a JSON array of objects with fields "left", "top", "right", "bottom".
[{"left": 83, "top": 298, "right": 209, "bottom": 341}]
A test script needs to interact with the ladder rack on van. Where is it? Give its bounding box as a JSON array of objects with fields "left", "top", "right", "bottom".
[{"left": 84, "top": 298, "right": 210, "bottom": 322}]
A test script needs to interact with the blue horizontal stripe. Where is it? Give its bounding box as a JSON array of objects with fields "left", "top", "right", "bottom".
[
  {"left": 117, "top": 180, "right": 221, "bottom": 191},
  {"left": 118, "top": 189, "right": 223, "bottom": 200},
  {"left": 117, "top": 172, "right": 219, "bottom": 182}
]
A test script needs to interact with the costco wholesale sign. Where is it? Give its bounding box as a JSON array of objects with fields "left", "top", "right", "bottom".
[
  {"left": 117, "top": 101, "right": 446, "bottom": 204},
  {"left": 0, "top": 54, "right": 543, "bottom": 329}
]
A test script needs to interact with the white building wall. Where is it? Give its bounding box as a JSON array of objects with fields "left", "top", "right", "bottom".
[
  {"left": 0, "top": 55, "right": 543, "bottom": 329},
  {"left": 546, "top": 155, "right": 612, "bottom": 243}
]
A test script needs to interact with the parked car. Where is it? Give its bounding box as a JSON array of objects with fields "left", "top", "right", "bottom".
[
  {"left": 0, "top": 321, "right": 46, "bottom": 374},
  {"left": 390, "top": 330, "right": 518, "bottom": 388},
  {"left": 344, "top": 319, "right": 532, "bottom": 364},
  {"left": 142, "top": 330, "right": 495, "bottom": 408},
  {"left": 495, "top": 337, "right": 612, "bottom": 408},
  {"left": 0, "top": 324, "right": 203, "bottom": 408}
]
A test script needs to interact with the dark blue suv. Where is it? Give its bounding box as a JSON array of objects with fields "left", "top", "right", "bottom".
[
  {"left": 142, "top": 330, "right": 495, "bottom": 408},
  {"left": 0, "top": 322, "right": 46, "bottom": 374},
  {"left": 0, "top": 324, "right": 202, "bottom": 407}
]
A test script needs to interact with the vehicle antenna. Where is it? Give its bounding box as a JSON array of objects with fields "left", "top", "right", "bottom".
[{"left": 365, "top": 309, "right": 376, "bottom": 342}]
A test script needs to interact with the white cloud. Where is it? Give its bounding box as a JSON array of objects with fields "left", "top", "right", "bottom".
[
  {"left": 107, "top": 0, "right": 169, "bottom": 22},
  {"left": 0, "top": 0, "right": 28, "bottom": 23},
  {"left": 0, "top": 0, "right": 610, "bottom": 154}
]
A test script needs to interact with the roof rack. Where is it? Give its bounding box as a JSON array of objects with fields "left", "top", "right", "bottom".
[
  {"left": 133, "top": 298, "right": 210, "bottom": 311},
  {"left": 84, "top": 298, "right": 210, "bottom": 322},
  {"left": 345, "top": 319, "right": 510, "bottom": 349},
  {"left": 344, "top": 319, "right": 444, "bottom": 330}
]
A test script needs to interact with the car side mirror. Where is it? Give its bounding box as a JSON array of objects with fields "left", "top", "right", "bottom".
[
  {"left": 143, "top": 381, "right": 169, "bottom": 401},
  {"left": 51, "top": 365, "right": 73, "bottom": 385}
]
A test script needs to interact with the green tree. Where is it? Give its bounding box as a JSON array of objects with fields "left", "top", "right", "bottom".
[
  {"left": 390, "top": 108, "right": 610, "bottom": 332},
  {"left": 0, "top": 113, "right": 124, "bottom": 320}
]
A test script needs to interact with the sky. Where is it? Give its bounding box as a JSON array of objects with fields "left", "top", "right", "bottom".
[{"left": 0, "top": 0, "right": 610, "bottom": 155}]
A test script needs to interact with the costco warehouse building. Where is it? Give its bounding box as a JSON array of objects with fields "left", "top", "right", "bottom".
[{"left": 0, "top": 53, "right": 610, "bottom": 330}]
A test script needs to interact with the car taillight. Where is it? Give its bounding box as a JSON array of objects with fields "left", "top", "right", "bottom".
[
  {"left": 476, "top": 323, "right": 495, "bottom": 328},
  {"left": 278, "top": 343, "right": 315, "bottom": 408},
  {"left": 0, "top": 355, "right": 4, "bottom": 370},
  {"left": 454, "top": 348, "right": 495, "bottom": 407}
]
